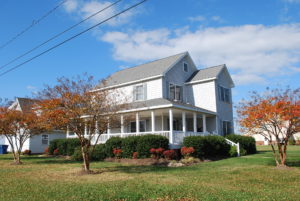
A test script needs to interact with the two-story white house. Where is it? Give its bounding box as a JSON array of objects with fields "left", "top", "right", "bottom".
[{"left": 67, "top": 52, "right": 235, "bottom": 148}]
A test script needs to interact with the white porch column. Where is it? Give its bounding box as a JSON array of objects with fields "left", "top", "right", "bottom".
[
  {"left": 84, "top": 123, "right": 88, "bottom": 135},
  {"left": 120, "top": 115, "right": 124, "bottom": 134},
  {"left": 107, "top": 122, "right": 111, "bottom": 134},
  {"left": 202, "top": 114, "right": 207, "bottom": 133},
  {"left": 169, "top": 109, "right": 174, "bottom": 144},
  {"left": 136, "top": 112, "right": 140, "bottom": 134},
  {"left": 151, "top": 110, "right": 155, "bottom": 132},
  {"left": 193, "top": 112, "right": 197, "bottom": 132},
  {"left": 161, "top": 114, "right": 164, "bottom": 131},
  {"left": 182, "top": 111, "right": 186, "bottom": 133}
]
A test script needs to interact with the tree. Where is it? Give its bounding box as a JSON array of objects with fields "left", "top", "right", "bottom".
[
  {"left": 0, "top": 104, "right": 44, "bottom": 164},
  {"left": 237, "top": 87, "right": 300, "bottom": 167},
  {"left": 37, "top": 74, "right": 131, "bottom": 173}
]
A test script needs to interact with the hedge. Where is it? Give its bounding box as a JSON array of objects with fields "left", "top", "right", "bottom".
[
  {"left": 183, "top": 135, "right": 231, "bottom": 159},
  {"left": 72, "top": 144, "right": 106, "bottom": 161},
  {"left": 104, "top": 135, "right": 169, "bottom": 158},
  {"left": 49, "top": 138, "right": 82, "bottom": 156},
  {"left": 136, "top": 135, "right": 169, "bottom": 158},
  {"left": 225, "top": 134, "right": 257, "bottom": 154}
]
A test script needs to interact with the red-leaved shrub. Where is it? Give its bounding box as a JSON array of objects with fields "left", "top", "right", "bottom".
[
  {"left": 181, "top": 146, "right": 195, "bottom": 158},
  {"left": 113, "top": 148, "right": 122, "bottom": 159},
  {"left": 150, "top": 147, "right": 165, "bottom": 159},
  {"left": 22, "top": 149, "right": 31, "bottom": 155},
  {"left": 132, "top": 152, "right": 138, "bottom": 159},
  {"left": 44, "top": 147, "right": 49, "bottom": 155},
  {"left": 163, "top": 150, "right": 176, "bottom": 160},
  {"left": 53, "top": 148, "right": 59, "bottom": 156}
]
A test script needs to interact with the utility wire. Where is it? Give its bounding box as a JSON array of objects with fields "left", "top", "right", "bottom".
[
  {"left": 0, "top": 0, "right": 148, "bottom": 77},
  {"left": 0, "top": 0, "right": 123, "bottom": 71},
  {"left": 0, "top": 0, "right": 68, "bottom": 50}
]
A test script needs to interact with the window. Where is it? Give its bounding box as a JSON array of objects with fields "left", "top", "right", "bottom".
[
  {"left": 42, "top": 135, "right": 49, "bottom": 145},
  {"left": 130, "top": 121, "right": 146, "bottom": 132},
  {"left": 222, "top": 121, "right": 231, "bottom": 135},
  {"left": 183, "top": 62, "right": 188, "bottom": 72},
  {"left": 169, "top": 83, "right": 182, "bottom": 101},
  {"left": 133, "top": 84, "right": 144, "bottom": 101},
  {"left": 219, "top": 86, "right": 231, "bottom": 103}
]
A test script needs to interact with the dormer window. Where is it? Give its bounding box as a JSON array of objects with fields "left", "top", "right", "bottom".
[{"left": 183, "top": 62, "right": 188, "bottom": 72}]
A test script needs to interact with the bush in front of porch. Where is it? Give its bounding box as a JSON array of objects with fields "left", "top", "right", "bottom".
[
  {"left": 225, "top": 134, "right": 257, "bottom": 155},
  {"left": 105, "top": 135, "right": 169, "bottom": 159},
  {"left": 183, "top": 136, "right": 231, "bottom": 159}
]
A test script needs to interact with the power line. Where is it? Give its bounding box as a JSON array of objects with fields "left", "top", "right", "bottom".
[
  {"left": 0, "top": 0, "right": 148, "bottom": 78},
  {"left": 0, "top": 0, "right": 123, "bottom": 71},
  {"left": 0, "top": 0, "right": 68, "bottom": 50}
]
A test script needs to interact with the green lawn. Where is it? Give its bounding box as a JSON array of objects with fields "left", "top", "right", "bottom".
[{"left": 0, "top": 146, "right": 299, "bottom": 201}]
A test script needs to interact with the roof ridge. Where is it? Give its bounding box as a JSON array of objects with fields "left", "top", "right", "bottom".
[
  {"left": 199, "top": 64, "right": 225, "bottom": 71},
  {"left": 112, "top": 52, "right": 187, "bottom": 74}
]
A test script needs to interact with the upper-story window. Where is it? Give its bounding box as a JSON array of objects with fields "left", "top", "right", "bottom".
[
  {"left": 219, "top": 85, "right": 230, "bottom": 103},
  {"left": 183, "top": 62, "right": 188, "bottom": 72},
  {"left": 133, "top": 84, "right": 145, "bottom": 101},
  {"left": 169, "top": 83, "right": 182, "bottom": 101}
]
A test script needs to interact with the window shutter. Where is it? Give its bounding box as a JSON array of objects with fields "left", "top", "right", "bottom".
[{"left": 143, "top": 83, "right": 147, "bottom": 100}]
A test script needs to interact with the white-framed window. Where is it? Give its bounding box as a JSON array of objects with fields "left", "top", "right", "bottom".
[
  {"left": 222, "top": 121, "right": 231, "bottom": 135},
  {"left": 183, "top": 62, "right": 189, "bottom": 72},
  {"left": 133, "top": 84, "right": 145, "bottom": 101},
  {"left": 42, "top": 135, "right": 49, "bottom": 145},
  {"left": 219, "top": 85, "right": 231, "bottom": 103},
  {"left": 169, "top": 83, "right": 182, "bottom": 101},
  {"left": 130, "top": 120, "right": 146, "bottom": 132}
]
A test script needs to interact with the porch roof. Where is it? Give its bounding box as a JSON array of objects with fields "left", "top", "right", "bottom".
[{"left": 122, "top": 98, "right": 216, "bottom": 115}]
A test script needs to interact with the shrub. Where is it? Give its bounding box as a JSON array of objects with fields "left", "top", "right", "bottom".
[
  {"left": 229, "top": 146, "right": 237, "bottom": 157},
  {"left": 183, "top": 135, "right": 231, "bottom": 159},
  {"left": 72, "top": 144, "right": 106, "bottom": 161},
  {"left": 163, "top": 150, "right": 176, "bottom": 160},
  {"left": 181, "top": 147, "right": 195, "bottom": 158},
  {"left": 136, "top": 135, "right": 169, "bottom": 158},
  {"left": 132, "top": 152, "right": 138, "bottom": 159},
  {"left": 44, "top": 147, "right": 49, "bottom": 155},
  {"left": 48, "top": 138, "right": 82, "bottom": 156},
  {"left": 22, "top": 150, "right": 31, "bottom": 155},
  {"left": 150, "top": 148, "right": 165, "bottom": 159},
  {"left": 122, "top": 136, "right": 140, "bottom": 158},
  {"left": 105, "top": 137, "right": 123, "bottom": 158},
  {"left": 226, "top": 134, "right": 257, "bottom": 154},
  {"left": 53, "top": 148, "right": 59, "bottom": 156},
  {"left": 113, "top": 148, "right": 122, "bottom": 159}
]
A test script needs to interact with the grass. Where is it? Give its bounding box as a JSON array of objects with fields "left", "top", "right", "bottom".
[{"left": 0, "top": 146, "right": 299, "bottom": 201}]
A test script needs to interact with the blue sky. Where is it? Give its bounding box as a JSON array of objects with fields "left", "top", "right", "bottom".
[{"left": 0, "top": 0, "right": 300, "bottom": 108}]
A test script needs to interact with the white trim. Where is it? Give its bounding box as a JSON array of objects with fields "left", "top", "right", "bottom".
[
  {"left": 185, "top": 77, "right": 217, "bottom": 85},
  {"left": 91, "top": 75, "right": 163, "bottom": 91},
  {"left": 133, "top": 83, "right": 145, "bottom": 101}
]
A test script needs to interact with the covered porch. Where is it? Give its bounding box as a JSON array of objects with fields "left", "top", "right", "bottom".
[{"left": 67, "top": 105, "right": 218, "bottom": 147}]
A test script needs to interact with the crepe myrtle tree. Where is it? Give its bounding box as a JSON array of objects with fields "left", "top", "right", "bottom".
[
  {"left": 37, "top": 74, "right": 132, "bottom": 173},
  {"left": 0, "top": 102, "right": 44, "bottom": 164},
  {"left": 237, "top": 87, "right": 300, "bottom": 167}
]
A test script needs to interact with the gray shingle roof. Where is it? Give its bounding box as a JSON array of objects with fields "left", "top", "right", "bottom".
[
  {"left": 17, "top": 98, "right": 37, "bottom": 112},
  {"left": 126, "top": 98, "right": 215, "bottom": 114},
  {"left": 186, "top": 64, "right": 225, "bottom": 83},
  {"left": 97, "top": 52, "right": 187, "bottom": 88}
]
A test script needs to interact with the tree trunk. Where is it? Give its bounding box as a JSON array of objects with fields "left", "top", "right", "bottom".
[
  {"left": 81, "top": 145, "right": 90, "bottom": 173},
  {"left": 270, "top": 143, "right": 280, "bottom": 166},
  {"left": 14, "top": 152, "right": 22, "bottom": 165}
]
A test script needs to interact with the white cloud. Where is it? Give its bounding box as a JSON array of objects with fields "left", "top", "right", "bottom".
[
  {"left": 63, "top": 0, "right": 78, "bottom": 13},
  {"left": 188, "top": 15, "right": 224, "bottom": 23},
  {"left": 63, "top": 0, "right": 137, "bottom": 27},
  {"left": 282, "top": 0, "right": 300, "bottom": 3},
  {"left": 101, "top": 24, "right": 300, "bottom": 85}
]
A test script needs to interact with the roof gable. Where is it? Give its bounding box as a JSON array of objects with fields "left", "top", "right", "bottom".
[{"left": 97, "top": 52, "right": 187, "bottom": 88}]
